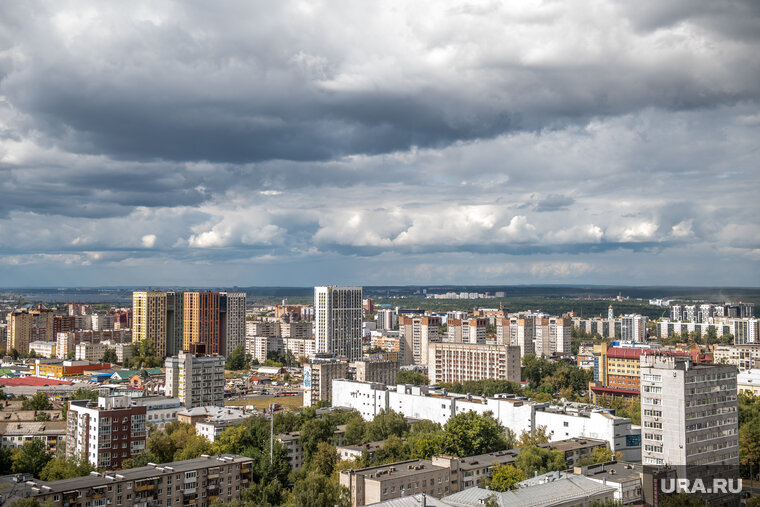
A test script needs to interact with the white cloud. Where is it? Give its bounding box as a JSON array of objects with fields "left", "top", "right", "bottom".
[{"left": 141, "top": 234, "right": 157, "bottom": 248}]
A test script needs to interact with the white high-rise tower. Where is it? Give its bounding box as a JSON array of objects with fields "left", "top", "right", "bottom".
[{"left": 314, "top": 286, "right": 363, "bottom": 360}]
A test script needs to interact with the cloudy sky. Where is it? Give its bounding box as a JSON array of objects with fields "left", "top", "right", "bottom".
[{"left": 0, "top": 0, "right": 758, "bottom": 287}]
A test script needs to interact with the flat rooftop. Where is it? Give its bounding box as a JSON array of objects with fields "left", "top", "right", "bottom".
[
  {"left": 23, "top": 455, "right": 252, "bottom": 495},
  {"left": 348, "top": 460, "right": 446, "bottom": 481}
]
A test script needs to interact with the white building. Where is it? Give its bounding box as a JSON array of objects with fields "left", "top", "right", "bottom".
[
  {"left": 165, "top": 351, "right": 225, "bottom": 408},
  {"left": 28, "top": 341, "right": 56, "bottom": 358},
  {"left": 131, "top": 396, "right": 182, "bottom": 430},
  {"left": 283, "top": 337, "right": 316, "bottom": 359},
  {"left": 314, "top": 286, "right": 363, "bottom": 361},
  {"left": 195, "top": 408, "right": 248, "bottom": 442},
  {"left": 621, "top": 315, "right": 648, "bottom": 342},
  {"left": 332, "top": 380, "right": 641, "bottom": 461},
  {"left": 640, "top": 355, "right": 738, "bottom": 468}
]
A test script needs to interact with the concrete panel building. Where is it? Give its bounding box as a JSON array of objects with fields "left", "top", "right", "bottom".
[{"left": 427, "top": 342, "right": 520, "bottom": 385}]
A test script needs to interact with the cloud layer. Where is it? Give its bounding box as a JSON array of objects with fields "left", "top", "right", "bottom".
[{"left": 0, "top": 0, "right": 758, "bottom": 286}]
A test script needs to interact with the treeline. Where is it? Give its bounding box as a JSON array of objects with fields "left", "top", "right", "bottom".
[{"left": 437, "top": 355, "right": 594, "bottom": 404}]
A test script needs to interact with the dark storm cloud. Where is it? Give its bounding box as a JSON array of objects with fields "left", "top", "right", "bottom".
[
  {"left": 1, "top": 0, "right": 759, "bottom": 167},
  {"left": 0, "top": 0, "right": 758, "bottom": 285}
]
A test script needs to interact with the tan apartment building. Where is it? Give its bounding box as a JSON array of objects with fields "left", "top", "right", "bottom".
[
  {"left": 427, "top": 342, "right": 521, "bottom": 385},
  {"left": 399, "top": 316, "right": 440, "bottom": 366}
]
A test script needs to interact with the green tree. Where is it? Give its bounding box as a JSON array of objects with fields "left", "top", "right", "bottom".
[
  {"left": 300, "top": 417, "right": 334, "bottom": 463},
  {"left": 225, "top": 345, "right": 246, "bottom": 370},
  {"left": 396, "top": 370, "right": 429, "bottom": 386},
  {"left": 241, "top": 478, "right": 285, "bottom": 507},
  {"left": 35, "top": 412, "right": 51, "bottom": 422},
  {"left": 486, "top": 464, "right": 526, "bottom": 491},
  {"left": 517, "top": 426, "right": 551, "bottom": 447},
  {"left": 442, "top": 411, "right": 507, "bottom": 457},
  {"left": 0, "top": 446, "right": 13, "bottom": 475},
  {"left": 576, "top": 446, "right": 622, "bottom": 467},
  {"left": 344, "top": 416, "right": 365, "bottom": 445},
  {"left": 308, "top": 442, "right": 338, "bottom": 477},
  {"left": 102, "top": 348, "right": 118, "bottom": 364},
  {"left": 39, "top": 456, "right": 95, "bottom": 481},
  {"left": 22, "top": 392, "right": 53, "bottom": 411},
  {"left": 374, "top": 435, "right": 409, "bottom": 464},
  {"left": 286, "top": 472, "right": 350, "bottom": 507},
  {"left": 12, "top": 439, "right": 52, "bottom": 477},
  {"left": 364, "top": 409, "right": 408, "bottom": 442},
  {"left": 514, "top": 446, "right": 566, "bottom": 477}
]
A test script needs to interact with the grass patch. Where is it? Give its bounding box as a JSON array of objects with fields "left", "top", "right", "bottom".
[{"left": 226, "top": 395, "right": 303, "bottom": 411}]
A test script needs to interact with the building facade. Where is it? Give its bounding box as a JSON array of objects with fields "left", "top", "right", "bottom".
[
  {"left": 8, "top": 455, "right": 255, "bottom": 507},
  {"left": 314, "top": 286, "right": 363, "bottom": 361},
  {"left": 427, "top": 342, "right": 520, "bottom": 385},
  {"left": 165, "top": 352, "right": 225, "bottom": 408},
  {"left": 639, "top": 355, "right": 739, "bottom": 468},
  {"left": 66, "top": 396, "right": 147, "bottom": 470}
]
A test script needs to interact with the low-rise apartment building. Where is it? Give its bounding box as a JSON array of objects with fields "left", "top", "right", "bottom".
[
  {"left": 713, "top": 344, "right": 760, "bottom": 370},
  {"left": 1, "top": 455, "right": 254, "bottom": 507},
  {"left": 0, "top": 421, "right": 66, "bottom": 454}
]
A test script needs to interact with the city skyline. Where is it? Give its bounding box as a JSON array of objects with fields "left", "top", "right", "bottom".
[{"left": 0, "top": 1, "right": 758, "bottom": 287}]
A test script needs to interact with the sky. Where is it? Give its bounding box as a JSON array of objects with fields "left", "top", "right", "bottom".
[{"left": 0, "top": 0, "right": 758, "bottom": 287}]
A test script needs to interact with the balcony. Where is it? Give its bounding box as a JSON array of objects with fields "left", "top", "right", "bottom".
[
  {"left": 240, "top": 468, "right": 250, "bottom": 474},
  {"left": 135, "top": 484, "right": 155, "bottom": 492},
  {"left": 207, "top": 473, "right": 219, "bottom": 480}
]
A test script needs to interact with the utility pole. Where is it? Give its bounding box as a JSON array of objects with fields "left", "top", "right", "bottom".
[{"left": 269, "top": 403, "right": 274, "bottom": 463}]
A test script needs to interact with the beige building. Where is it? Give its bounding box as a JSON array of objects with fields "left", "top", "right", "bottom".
[
  {"left": 399, "top": 316, "right": 440, "bottom": 366},
  {"left": 132, "top": 291, "right": 183, "bottom": 357},
  {"left": 427, "top": 342, "right": 521, "bottom": 385},
  {"left": 340, "top": 438, "right": 609, "bottom": 506},
  {"left": 8, "top": 310, "right": 33, "bottom": 354},
  {"left": 353, "top": 359, "right": 399, "bottom": 385},
  {"left": 446, "top": 318, "right": 487, "bottom": 344},
  {"left": 303, "top": 360, "right": 348, "bottom": 407},
  {"left": 0, "top": 421, "right": 66, "bottom": 454},
  {"left": 340, "top": 457, "right": 457, "bottom": 506},
  {"left": 713, "top": 344, "right": 760, "bottom": 370}
]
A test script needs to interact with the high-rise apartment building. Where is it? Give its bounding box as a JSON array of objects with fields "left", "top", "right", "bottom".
[
  {"left": 132, "top": 291, "right": 183, "bottom": 357},
  {"left": 165, "top": 351, "right": 225, "bottom": 408},
  {"left": 314, "top": 286, "right": 363, "bottom": 361},
  {"left": 183, "top": 291, "right": 221, "bottom": 355},
  {"left": 427, "top": 343, "right": 521, "bottom": 385},
  {"left": 7, "top": 310, "right": 33, "bottom": 354},
  {"left": 377, "top": 309, "right": 398, "bottom": 330},
  {"left": 516, "top": 316, "right": 535, "bottom": 357},
  {"left": 220, "top": 292, "right": 246, "bottom": 356},
  {"left": 400, "top": 316, "right": 440, "bottom": 366},
  {"left": 182, "top": 291, "right": 246, "bottom": 356},
  {"left": 640, "top": 355, "right": 739, "bottom": 468},
  {"left": 66, "top": 396, "right": 147, "bottom": 470},
  {"left": 621, "top": 314, "right": 648, "bottom": 342}
]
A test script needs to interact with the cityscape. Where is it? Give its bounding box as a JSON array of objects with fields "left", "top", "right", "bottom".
[
  {"left": 0, "top": 286, "right": 758, "bottom": 506},
  {"left": 1, "top": 1, "right": 759, "bottom": 507}
]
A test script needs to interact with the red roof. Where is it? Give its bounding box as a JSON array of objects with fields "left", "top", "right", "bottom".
[
  {"left": 0, "top": 376, "right": 73, "bottom": 386},
  {"left": 590, "top": 386, "right": 640, "bottom": 397},
  {"left": 607, "top": 347, "right": 681, "bottom": 359}
]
